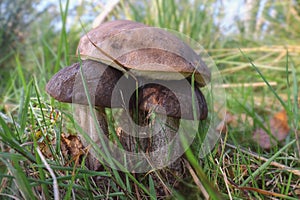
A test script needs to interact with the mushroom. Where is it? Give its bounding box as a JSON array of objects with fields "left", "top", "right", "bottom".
[
  {"left": 46, "top": 59, "right": 134, "bottom": 170},
  {"left": 116, "top": 79, "right": 208, "bottom": 167},
  {"left": 46, "top": 19, "right": 211, "bottom": 171}
]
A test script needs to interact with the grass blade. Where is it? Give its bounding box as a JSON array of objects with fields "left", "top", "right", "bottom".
[
  {"left": 15, "top": 53, "right": 26, "bottom": 88},
  {"left": 148, "top": 175, "right": 157, "bottom": 200},
  {"left": 0, "top": 116, "right": 36, "bottom": 163},
  {"left": 185, "top": 147, "right": 223, "bottom": 200},
  {"left": 239, "top": 49, "right": 288, "bottom": 111},
  {"left": 7, "top": 157, "right": 37, "bottom": 200},
  {"left": 241, "top": 139, "right": 296, "bottom": 186}
]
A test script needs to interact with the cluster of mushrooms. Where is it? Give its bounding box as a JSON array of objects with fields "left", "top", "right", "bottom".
[{"left": 46, "top": 20, "right": 211, "bottom": 171}]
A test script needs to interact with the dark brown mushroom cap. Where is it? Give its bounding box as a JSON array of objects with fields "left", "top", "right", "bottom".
[
  {"left": 77, "top": 20, "right": 211, "bottom": 86},
  {"left": 135, "top": 80, "right": 208, "bottom": 120},
  {"left": 46, "top": 60, "right": 123, "bottom": 107}
]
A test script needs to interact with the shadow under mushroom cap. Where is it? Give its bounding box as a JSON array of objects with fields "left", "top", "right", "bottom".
[{"left": 134, "top": 81, "right": 208, "bottom": 120}]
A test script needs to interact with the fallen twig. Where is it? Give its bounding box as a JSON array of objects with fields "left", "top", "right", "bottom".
[{"left": 224, "top": 142, "right": 300, "bottom": 177}]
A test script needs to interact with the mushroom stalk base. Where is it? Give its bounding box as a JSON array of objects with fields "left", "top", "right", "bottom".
[
  {"left": 139, "top": 112, "right": 185, "bottom": 194},
  {"left": 146, "top": 113, "right": 181, "bottom": 168}
]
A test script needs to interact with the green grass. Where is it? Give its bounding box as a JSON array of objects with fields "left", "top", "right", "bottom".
[{"left": 1, "top": 0, "right": 300, "bottom": 199}]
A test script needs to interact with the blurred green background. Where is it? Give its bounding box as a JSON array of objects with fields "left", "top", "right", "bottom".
[{"left": 1, "top": 0, "right": 299, "bottom": 105}]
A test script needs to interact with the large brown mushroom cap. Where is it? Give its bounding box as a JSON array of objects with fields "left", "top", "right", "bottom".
[{"left": 77, "top": 20, "right": 211, "bottom": 86}]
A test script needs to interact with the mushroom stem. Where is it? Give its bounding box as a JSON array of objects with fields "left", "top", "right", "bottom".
[
  {"left": 147, "top": 113, "right": 180, "bottom": 168},
  {"left": 115, "top": 109, "right": 148, "bottom": 152},
  {"left": 115, "top": 109, "right": 181, "bottom": 168},
  {"left": 134, "top": 80, "right": 208, "bottom": 169},
  {"left": 75, "top": 105, "right": 109, "bottom": 171},
  {"left": 76, "top": 105, "right": 109, "bottom": 139}
]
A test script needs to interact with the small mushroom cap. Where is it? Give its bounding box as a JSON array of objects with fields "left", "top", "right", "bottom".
[
  {"left": 135, "top": 80, "right": 208, "bottom": 120},
  {"left": 77, "top": 20, "right": 211, "bottom": 86},
  {"left": 46, "top": 60, "right": 123, "bottom": 107}
]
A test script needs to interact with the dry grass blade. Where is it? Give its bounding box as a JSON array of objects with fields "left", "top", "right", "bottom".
[
  {"left": 228, "top": 179, "right": 294, "bottom": 199},
  {"left": 36, "top": 148, "right": 59, "bottom": 200},
  {"left": 209, "top": 45, "right": 300, "bottom": 53},
  {"left": 215, "top": 158, "right": 232, "bottom": 200},
  {"left": 217, "top": 81, "right": 277, "bottom": 88},
  {"left": 224, "top": 142, "right": 300, "bottom": 177},
  {"left": 184, "top": 159, "right": 209, "bottom": 199},
  {"left": 0, "top": 193, "right": 22, "bottom": 200},
  {"left": 134, "top": 179, "right": 142, "bottom": 200},
  {"left": 92, "top": 0, "right": 121, "bottom": 27}
]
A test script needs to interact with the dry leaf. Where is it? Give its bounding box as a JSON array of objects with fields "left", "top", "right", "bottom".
[
  {"left": 38, "top": 133, "right": 84, "bottom": 165},
  {"left": 270, "top": 110, "right": 290, "bottom": 140},
  {"left": 61, "top": 133, "right": 83, "bottom": 158},
  {"left": 252, "top": 110, "right": 290, "bottom": 149},
  {"left": 38, "top": 136, "right": 56, "bottom": 159}
]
